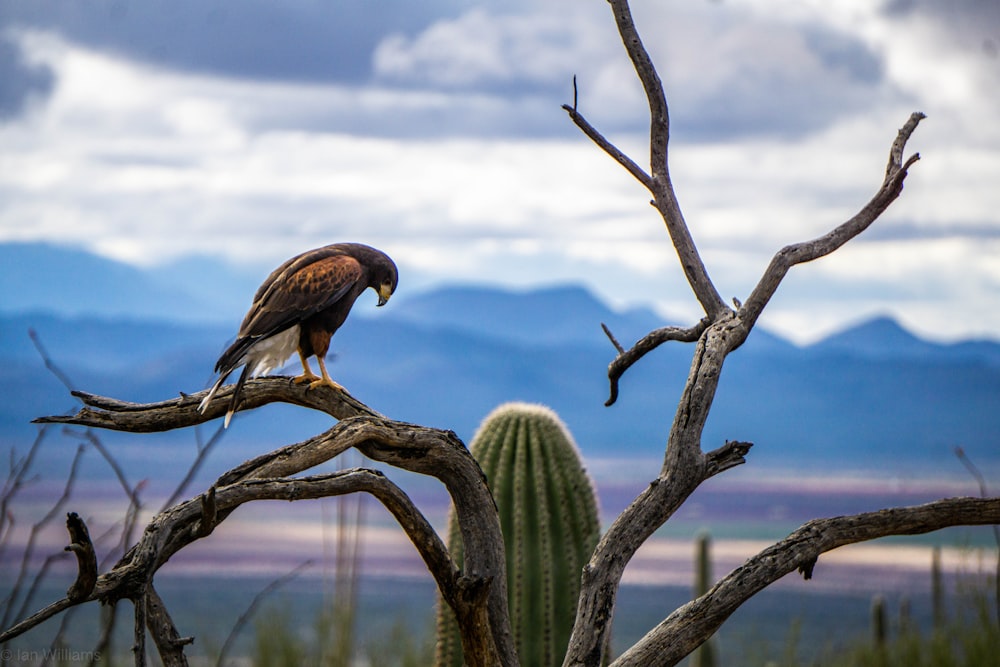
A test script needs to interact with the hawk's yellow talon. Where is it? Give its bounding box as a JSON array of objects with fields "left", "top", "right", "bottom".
[
  {"left": 307, "top": 377, "right": 344, "bottom": 392},
  {"left": 292, "top": 372, "right": 321, "bottom": 385}
]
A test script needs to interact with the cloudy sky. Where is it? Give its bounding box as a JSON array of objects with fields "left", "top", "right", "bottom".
[{"left": 1, "top": 0, "right": 998, "bottom": 343}]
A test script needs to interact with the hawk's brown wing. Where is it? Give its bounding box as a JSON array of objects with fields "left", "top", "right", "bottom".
[
  {"left": 239, "top": 250, "right": 363, "bottom": 339},
  {"left": 211, "top": 247, "right": 363, "bottom": 374}
]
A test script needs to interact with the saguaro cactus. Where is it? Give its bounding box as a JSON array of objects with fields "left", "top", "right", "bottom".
[
  {"left": 871, "top": 594, "right": 887, "bottom": 646},
  {"left": 931, "top": 546, "right": 945, "bottom": 628},
  {"left": 435, "top": 402, "right": 601, "bottom": 667},
  {"left": 691, "top": 531, "right": 718, "bottom": 667}
]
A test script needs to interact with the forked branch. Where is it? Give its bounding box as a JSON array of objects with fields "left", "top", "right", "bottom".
[
  {"left": 560, "top": 2, "right": 936, "bottom": 667},
  {"left": 564, "top": 1, "right": 726, "bottom": 318},
  {"left": 16, "top": 386, "right": 515, "bottom": 667},
  {"left": 739, "top": 112, "right": 925, "bottom": 330}
]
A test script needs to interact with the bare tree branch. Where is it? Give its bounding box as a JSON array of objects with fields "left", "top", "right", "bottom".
[
  {"left": 611, "top": 0, "right": 726, "bottom": 317},
  {"left": 561, "top": 102, "right": 652, "bottom": 189},
  {"left": 33, "top": 377, "right": 379, "bottom": 431},
  {"left": 64, "top": 513, "right": 97, "bottom": 602},
  {"left": 612, "top": 497, "right": 1000, "bottom": 667},
  {"left": 603, "top": 318, "right": 710, "bottom": 406},
  {"left": 738, "top": 112, "right": 924, "bottom": 331},
  {"left": 1, "top": 444, "right": 85, "bottom": 633},
  {"left": 563, "top": 3, "right": 726, "bottom": 318},
  {"left": 145, "top": 585, "right": 192, "bottom": 667},
  {"left": 2, "top": 407, "right": 514, "bottom": 666}
]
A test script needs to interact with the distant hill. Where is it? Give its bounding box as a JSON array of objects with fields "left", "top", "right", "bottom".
[
  {"left": 0, "top": 242, "right": 258, "bottom": 324},
  {"left": 811, "top": 315, "right": 1000, "bottom": 366},
  {"left": 1, "top": 242, "right": 998, "bottom": 486},
  {"left": 388, "top": 283, "right": 668, "bottom": 347}
]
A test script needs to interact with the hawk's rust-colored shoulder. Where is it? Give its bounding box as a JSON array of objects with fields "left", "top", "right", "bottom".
[{"left": 286, "top": 253, "right": 363, "bottom": 297}]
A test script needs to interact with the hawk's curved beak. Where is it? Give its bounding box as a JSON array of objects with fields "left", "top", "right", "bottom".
[{"left": 377, "top": 285, "right": 392, "bottom": 307}]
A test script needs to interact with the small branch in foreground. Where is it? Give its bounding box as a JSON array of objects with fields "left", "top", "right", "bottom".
[
  {"left": 145, "top": 585, "right": 193, "bottom": 667},
  {"left": 703, "top": 441, "right": 753, "bottom": 478},
  {"left": 2, "top": 444, "right": 85, "bottom": 632}
]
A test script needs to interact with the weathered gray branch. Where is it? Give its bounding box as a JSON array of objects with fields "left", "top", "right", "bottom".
[
  {"left": 560, "top": 2, "right": 931, "bottom": 666},
  {"left": 602, "top": 318, "right": 710, "bottom": 406},
  {"left": 13, "top": 392, "right": 515, "bottom": 667},
  {"left": 564, "top": 3, "right": 726, "bottom": 319},
  {"left": 612, "top": 496, "right": 1000, "bottom": 666},
  {"left": 33, "top": 376, "right": 379, "bottom": 431},
  {"left": 738, "top": 112, "right": 924, "bottom": 332},
  {"left": 145, "top": 585, "right": 192, "bottom": 667},
  {"left": 64, "top": 512, "right": 96, "bottom": 602},
  {"left": 561, "top": 103, "right": 651, "bottom": 189}
]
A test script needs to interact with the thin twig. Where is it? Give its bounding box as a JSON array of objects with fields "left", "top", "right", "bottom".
[
  {"left": 954, "top": 446, "right": 1000, "bottom": 629},
  {"left": 3, "top": 444, "right": 85, "bottom": 631},
  {"left": 601, "top": 323, "right": 625, "bottom": 355},
  {"left": 161, "top": 423, "right": 227, "bottom": 511},
  {"left": 28, "top": 328, "right": 78, "bottom": 395},
  {"left": 0, "top": 427, "right": 47, "bottom": 566},
  {"left": 562, "top": 102, "right": 653, "bottom": 189},
  {"left": 215, "top": 560, "right": 312, "bottom": 667}
]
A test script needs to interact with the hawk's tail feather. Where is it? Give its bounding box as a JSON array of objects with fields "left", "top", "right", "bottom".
[
  {"left": 215, "top": 336, "right": 255, "bottom": 374},
  {"left": 224, "top": 365, "right": 252, "bottom": 429},
  {"left": 198, "top": 370, "right": 233, "bottom": 415}
]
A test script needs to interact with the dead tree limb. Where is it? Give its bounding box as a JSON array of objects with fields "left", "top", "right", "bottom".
[
  {"left": 565, "top": 1, "right": 726, "bottom": 318},
  {"left": 602, "top": 318, "right": 710, "bottom": 406},
  {"left": 612, "top": 497, "right": 1000, "bottom": 667},
  {"left": 558, "top": 2, "right": 935, "bottom": 666},
  {"left": 64, "top": 513, "right": 97, "bottom": 602},
  {"left": 739, "top": 112, "right": 924, "bottom": 332},
  {"left": 33, "top": 377, "right": 378, "bottom": 432},
  {"left": 15, "top": 392, "right": 515, "bottom": 667},
  {"left": 145, "top": 585, "right": 193, "bottom": 667}
]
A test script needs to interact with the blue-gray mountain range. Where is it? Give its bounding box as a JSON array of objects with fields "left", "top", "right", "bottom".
[{"left": 2, "top": 242, "right": 998, "bottom": 482}]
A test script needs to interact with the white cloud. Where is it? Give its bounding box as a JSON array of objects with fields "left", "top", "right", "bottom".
[
  {"left": 373, "top": 6, "right": 609, "bottom": 89},
  {"left": 1, "top": 0, "right": 999, "bottom": 343}
]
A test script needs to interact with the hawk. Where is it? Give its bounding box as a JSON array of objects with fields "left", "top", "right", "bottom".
[{"left": 198, "top": 242, "right": 398, "bottom": 427}]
